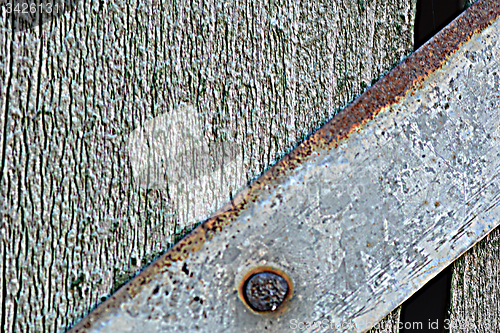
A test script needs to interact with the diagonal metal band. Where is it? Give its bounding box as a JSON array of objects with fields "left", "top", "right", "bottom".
[{"left": 69, "top": 0, "right": 500, "bottom": 332}]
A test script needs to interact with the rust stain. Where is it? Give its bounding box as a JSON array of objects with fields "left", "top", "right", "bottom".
[
  {"left": 68, "top": 0, "right": 500, "bottom": 331},
  {"left": 237, "top": 266, "right": 294, "bottom": 316}
]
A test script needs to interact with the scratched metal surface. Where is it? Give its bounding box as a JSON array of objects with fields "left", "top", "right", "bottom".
[{"left": 68, "top": 1, "right": 500, "bottom": 333}]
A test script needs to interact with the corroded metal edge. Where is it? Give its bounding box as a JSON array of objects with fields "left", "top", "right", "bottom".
[{"left": 68, "top": 0, "right": 500, "bottom": 331}]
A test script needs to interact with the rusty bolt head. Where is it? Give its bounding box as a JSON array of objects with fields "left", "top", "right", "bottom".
[{"left": 239, "top": 267, "right": 293, "bottom": 313}]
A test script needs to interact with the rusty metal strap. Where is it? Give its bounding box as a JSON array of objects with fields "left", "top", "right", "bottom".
[{"left": 69, "top": 0, "right": 500, "bottom": 332}]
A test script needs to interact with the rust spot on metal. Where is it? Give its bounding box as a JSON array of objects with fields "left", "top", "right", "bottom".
[
  {"left": 67, "top": 1, "right": 500, "bottom": 331},
  {"left": 244, "top": 273, "right": 288, "bottom": 311},
  {"left": 238, "top": 266, "right": 294, "bottom": 315}
]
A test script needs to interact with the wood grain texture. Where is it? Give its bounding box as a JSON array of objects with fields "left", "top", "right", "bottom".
[
  {"left": 66, "top": 1, "right": 500, "bottom": 332},
  {"left": 0, "top": 0, "right": 415, "bottom": 332},
  {"left": 67, "top": 7, "right": 500, "bottom": 332},
  {"left": 449, "top": 228, "right": 500, "bottom": 331},
  {"left": 366, "top": 307, "right": 402, "bottom": 333}
]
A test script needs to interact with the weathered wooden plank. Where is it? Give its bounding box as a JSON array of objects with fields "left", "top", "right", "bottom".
[
  {"left": 449, "top": 228, "right": 500, "bottom": 331},
  {"left": 65, "top": 1, "right": 500, "bottom": 332},
  {"left": 0, "top": 0, "right": 415, "bottom": 332}
]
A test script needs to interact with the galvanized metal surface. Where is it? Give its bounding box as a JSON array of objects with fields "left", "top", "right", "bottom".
[{"left": 68, "top": 1, "right": 500, "bottom": 332}]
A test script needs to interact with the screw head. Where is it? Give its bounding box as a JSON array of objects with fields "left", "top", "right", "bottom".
[
  {"left": 238, "top": 266, "right": 293, "bottom": 314},
  {"left": 244, "top": 272, "right": 288, "bottom": 311}
]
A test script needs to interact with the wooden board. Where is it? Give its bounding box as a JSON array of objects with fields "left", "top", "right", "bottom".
[
  {"left": 0, "top": 0, "right": 415, "bottom": 332},
  {"left": 65, "top": 1, "right": 500, "bottom": 332}
]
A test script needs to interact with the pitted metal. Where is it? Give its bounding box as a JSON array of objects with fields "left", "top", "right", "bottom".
[{"left": 244, "top": 272, "right": 289, "bottom": 312}]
